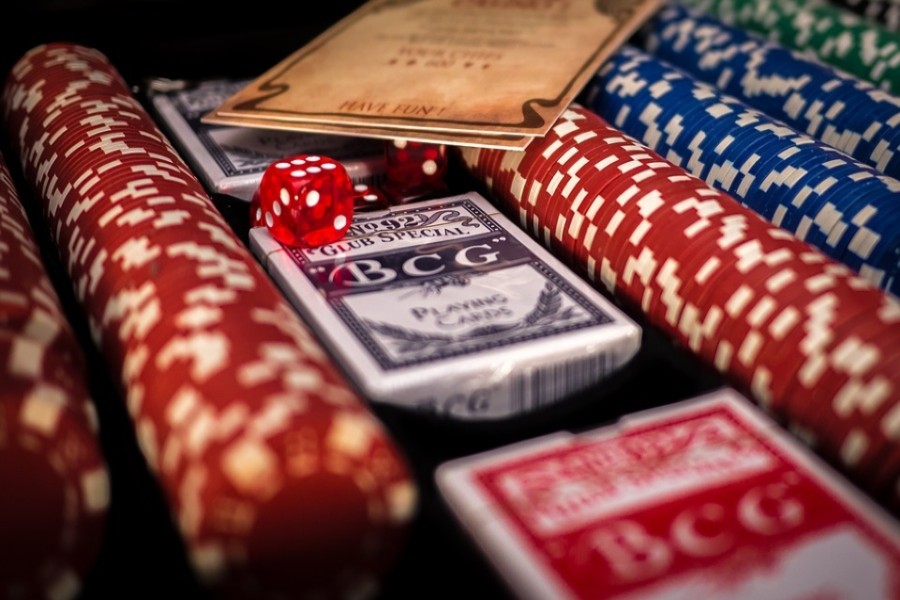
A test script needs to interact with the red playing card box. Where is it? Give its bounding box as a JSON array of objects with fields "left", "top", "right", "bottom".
[{"left": 436, "top": 387, "right": 900, "bottom": 599}]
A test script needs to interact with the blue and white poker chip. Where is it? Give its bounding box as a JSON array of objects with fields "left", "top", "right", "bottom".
[
  {"left": 639, "top": 3, "right": 900, "bottom": 180},
  {"left": 581, "top": 44, "right": 900, "bottom": 297}
]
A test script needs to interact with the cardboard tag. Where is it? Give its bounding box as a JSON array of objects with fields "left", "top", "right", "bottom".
[
  {"left": 204, "top": 0, "right": 662, "bottom": 149},
  {"left": 147, "top": 78, "right": 388, "bottom": 200}
]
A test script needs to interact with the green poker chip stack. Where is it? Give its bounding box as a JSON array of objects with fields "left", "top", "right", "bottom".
[
  {"left": 680, "top": 0, "right": 900, "bottom": 93},
  {"left": 832, "top": 0, "right": 900, "bottom": 32}
]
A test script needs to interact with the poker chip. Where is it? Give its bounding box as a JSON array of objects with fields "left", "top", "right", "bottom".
[
  {"left": 682, "top": 0, "right": 900, "bottom": 93},
  {"left": 832, "top": 0, "right": 900, "bottom": 30},
  {"left": 781, "top": 292, "right": 900, "bottom": 482},
  {"left": 638, "top": 3, "right": 900, "bottom": 180},
  {"left": 0, "top": 151, "right": 109, "bottom": 600},
  {"left": 581, "top": 44, "right": 900, "bottom": 297},
  {"left": 2, "top": 42, "right": 418, "bottom": 599},
  {"left": 455, "top": 103, "right": 900, "bottom": 512}
]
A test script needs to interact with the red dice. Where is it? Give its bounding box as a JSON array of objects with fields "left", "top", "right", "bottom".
[
  {"left": 250, "top": 192, "right": 264, "bottom": 228},
  {"left": 384, "top": 139, "right": 448, "bottom": 203},
  {"left": 351, "top": 183, "right": 391, "bottom": 212},
  {"left": 253, "top": 155, "right": 354, "bottom": 247}
]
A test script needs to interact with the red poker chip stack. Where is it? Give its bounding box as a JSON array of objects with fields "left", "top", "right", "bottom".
[
  {"left": 457, "top": 105, "right": 900, "bottom": 512},
  {"left": 2, "top": 43, "right": 418, "bottom": 599},
  {"left": 0, "top": 151, "right": 109, "bottom": 599}
]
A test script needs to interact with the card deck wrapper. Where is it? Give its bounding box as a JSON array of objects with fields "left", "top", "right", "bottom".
[
  {"left": 148, "top": 78, "right": 386, "bottom": 200},
  {"left": 250, "top": 191, "right": 641, "bottom": 420},
  {"left": 436, "top": 387, "right": 900, "bottom": 598}
]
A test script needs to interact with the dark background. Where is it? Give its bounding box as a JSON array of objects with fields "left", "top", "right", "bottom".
[{"left": 1, "top": 2, "right": 738, "bottom": 598}]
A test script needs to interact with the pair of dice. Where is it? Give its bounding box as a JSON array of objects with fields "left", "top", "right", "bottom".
[{"left": 251, "top": 140, "right": 448, "bottom": 248}]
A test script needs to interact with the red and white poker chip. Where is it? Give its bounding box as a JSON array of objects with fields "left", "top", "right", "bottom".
[
  {"left": 0, "top": 147, "right": 109, "bottom": 600},
  {"left": 3, "top": 41, "right": 419, "bottom": 599},
  {"left": 460, "top": 102, "right": 900, "bottom": 512}
]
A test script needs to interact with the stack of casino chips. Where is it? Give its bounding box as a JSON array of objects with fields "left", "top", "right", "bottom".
[
  {"left": 1, "top": 43, "right": 418, "bottom": 599},
  {"left": 681, "top": 0, "right": 900, "bottom": 93},
  {"left": 639, "top": 3, "right": 900, "bottom": 180},
  {"left": 832, "top": 0, "right": 900, "bottom": 30},
  {"left": 581, "top": 44, "right": 900, "bottom": 296},
  {"left": 0, "top": 151, "right": 109, "bottom": 599},
  {"left": 457, "top": 105, "right": 900, "bottom": 510}
]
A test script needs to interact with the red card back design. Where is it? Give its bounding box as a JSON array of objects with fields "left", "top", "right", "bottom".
[{"left": 437, "top": 388, "right": 900, "bottom": 599}]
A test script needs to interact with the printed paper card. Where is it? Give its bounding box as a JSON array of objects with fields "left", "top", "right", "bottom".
[{"left": 204, "top": 0, "right": 662, "bottom": 148}]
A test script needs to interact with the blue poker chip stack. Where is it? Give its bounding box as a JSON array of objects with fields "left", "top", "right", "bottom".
[
  {"left": 637, "top": 2, "right": 900, "bottom": 180},
  {"left": 581, "top": 44, "right": 900, "bottom": 296}
]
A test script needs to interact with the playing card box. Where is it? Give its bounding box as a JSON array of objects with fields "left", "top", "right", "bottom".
[
  {"left": 147, "top": 77, "right": 386, "bottom": 200},
  {"left": 436, "top": 387, "right": 900, "bottom": 598},
  {"left": 249, "top": 191, "right": 641, "bottom": 420}
]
